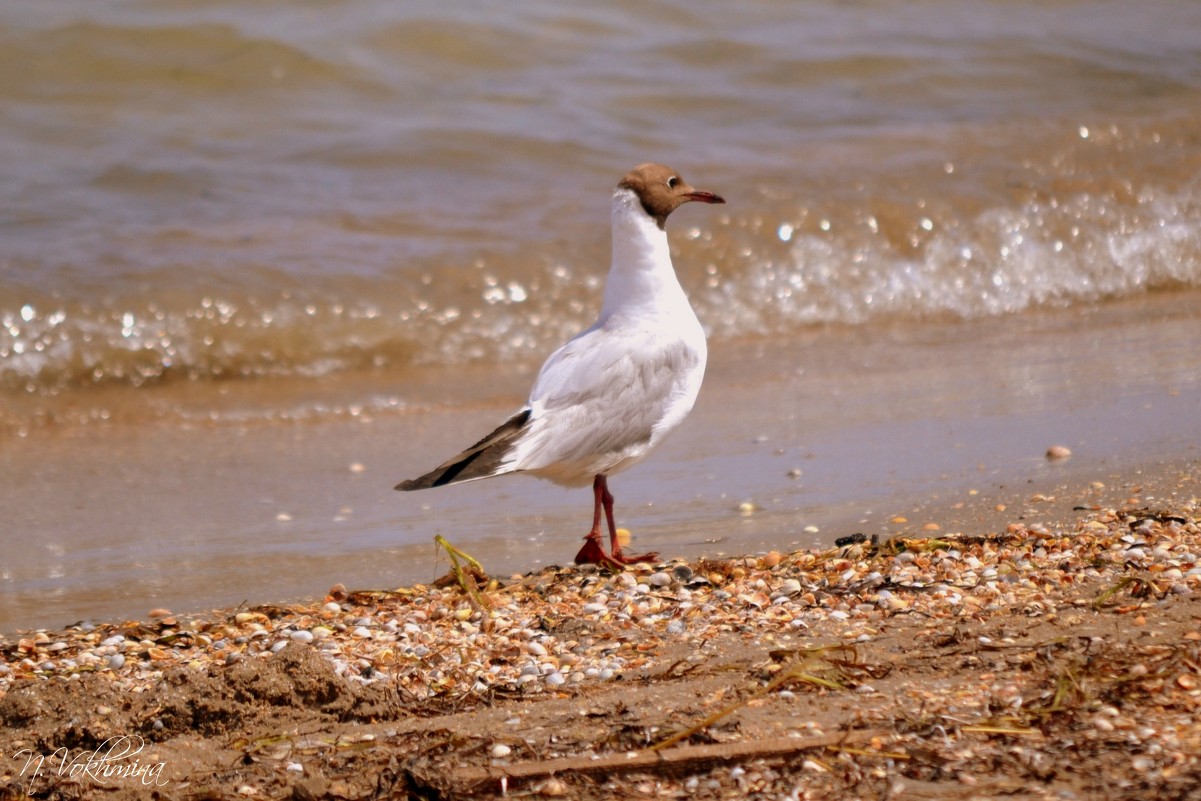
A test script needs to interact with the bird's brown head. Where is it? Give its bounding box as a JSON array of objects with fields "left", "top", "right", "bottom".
[{"left": 617, "top": 163, "right": 725, "bottom": 230}]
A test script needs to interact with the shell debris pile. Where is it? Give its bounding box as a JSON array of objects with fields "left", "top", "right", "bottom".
[
  {"left": 2, "top": 499, "right": 1201, "bottom": 799},
  {"left": 4, "top": 505, "right": 1200, "bottom": 701}
]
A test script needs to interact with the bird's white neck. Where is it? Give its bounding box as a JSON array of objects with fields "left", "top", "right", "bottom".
[{"left": 600, "top": 188, "right": 691, "bottom": 320}]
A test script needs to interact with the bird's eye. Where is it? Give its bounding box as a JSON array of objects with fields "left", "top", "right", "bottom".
[{"left": 667, "top": 176, "right": 679, "bottom": 189}]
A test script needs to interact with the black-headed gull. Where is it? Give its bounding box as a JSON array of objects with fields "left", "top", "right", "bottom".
[{"left": 396, "top": 163, "right": 725, "bottom": 568}]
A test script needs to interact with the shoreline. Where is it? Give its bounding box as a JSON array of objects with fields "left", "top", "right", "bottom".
[
  {"left": 4, "top": 291, "right": 1201, "bottom": 636},
  {"left": 2, "top": 465, "right": 1199, "bottom": 800}
]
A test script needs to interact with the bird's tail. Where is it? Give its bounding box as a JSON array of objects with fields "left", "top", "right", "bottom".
[{"left": 394, "top": 409, "right": 531, "bottom": 490}]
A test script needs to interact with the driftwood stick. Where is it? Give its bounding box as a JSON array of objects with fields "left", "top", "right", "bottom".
[{"left": 450, "top": 728, "right": 884, "bottom": 791}]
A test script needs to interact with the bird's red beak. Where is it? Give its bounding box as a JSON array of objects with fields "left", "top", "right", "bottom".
[{"left": 684, "top": 190, "right": 725, "bottom": 205}]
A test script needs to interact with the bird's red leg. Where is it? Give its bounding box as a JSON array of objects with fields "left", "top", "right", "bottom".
[{"left": 574, "top": 475, "right": 624, "bottom": 568}]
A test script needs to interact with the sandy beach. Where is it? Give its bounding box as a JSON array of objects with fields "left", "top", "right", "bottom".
[
  {"left": 4, "top": 3, "right": 1201, "bottom": 798},
  {"left": 3, "top": 459, "right": 1200, "bottom": 800},
  {"left": 4, "top": 290, "right": 1200, "bottom": 800}
]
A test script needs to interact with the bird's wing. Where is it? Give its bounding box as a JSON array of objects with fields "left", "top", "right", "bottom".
[
  {"left": 513, "top": 323, "right": 703, "bottom": 474},
  {"left": 396, "top": 323, "right": 703, "bottom": 490}
]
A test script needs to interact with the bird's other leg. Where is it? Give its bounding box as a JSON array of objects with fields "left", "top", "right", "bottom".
[
  {"left": 603, "top": 477, "right": 659, "bottom": 566},
  {"left": 574, "top": 474, "right": 624, "bottom": 569}
]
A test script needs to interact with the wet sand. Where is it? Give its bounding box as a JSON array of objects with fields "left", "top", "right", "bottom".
[{"left": 3, "top": 290, "right": 1200, "bottom": 635}]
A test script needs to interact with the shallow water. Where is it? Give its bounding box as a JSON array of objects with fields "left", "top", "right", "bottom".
[
  {"left": 3, "top": 0, "right": 1201, "bottom": 631},
  {"left": 4, "top": 0, "right": 1201, "bottom": 420}
]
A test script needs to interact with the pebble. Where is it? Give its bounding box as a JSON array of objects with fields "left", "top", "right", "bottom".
[
  {"left": 647, "top": 572, "right": 673, "bottom": 587},
  {"left": 1046, "top": 444, "right": 1072, "bottom": 461},
  {"left": 537, "top": 778, "right": 568, "bottom": 796},
  {"left": 614, "top": 572, "right": 638, "bottom": 589}
]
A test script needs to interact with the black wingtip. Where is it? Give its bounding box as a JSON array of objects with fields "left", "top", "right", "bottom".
[{"left": 393, "top": 408, "right": 531, "bottom": 493}]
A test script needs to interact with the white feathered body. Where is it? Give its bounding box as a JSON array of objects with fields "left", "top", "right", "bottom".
[{"left": 506, "top": 188, "right": 707, "bottom": 486}]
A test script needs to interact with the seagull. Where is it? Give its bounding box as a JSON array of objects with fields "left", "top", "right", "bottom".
[{"left": 396, "top": 163, "right": 725, "bottom": 569}]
